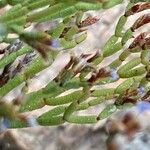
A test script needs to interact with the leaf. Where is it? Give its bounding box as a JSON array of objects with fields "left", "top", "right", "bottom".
[
  {"left": 0, "top": 23, "right": 7, "bottom": 37},
  {"left": 99, "top": 104, "right": 117, "bottom": 120}
]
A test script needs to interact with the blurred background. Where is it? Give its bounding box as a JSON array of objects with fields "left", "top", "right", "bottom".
[{"left": 0, "top": 1, "right": 150, "bottom": 150}]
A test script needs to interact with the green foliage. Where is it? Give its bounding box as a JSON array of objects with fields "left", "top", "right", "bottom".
[{"left": 0, "top": 0, "right": 149, "bottom": 129}]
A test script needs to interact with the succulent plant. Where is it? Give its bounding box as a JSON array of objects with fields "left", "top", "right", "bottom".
[{"left": 0, "top": 0, "right": 149, "bottom": 129}]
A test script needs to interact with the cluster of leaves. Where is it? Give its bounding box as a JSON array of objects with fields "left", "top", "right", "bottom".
[{"left": 0, "top": 0, "right": 150, "bottom": 129}]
